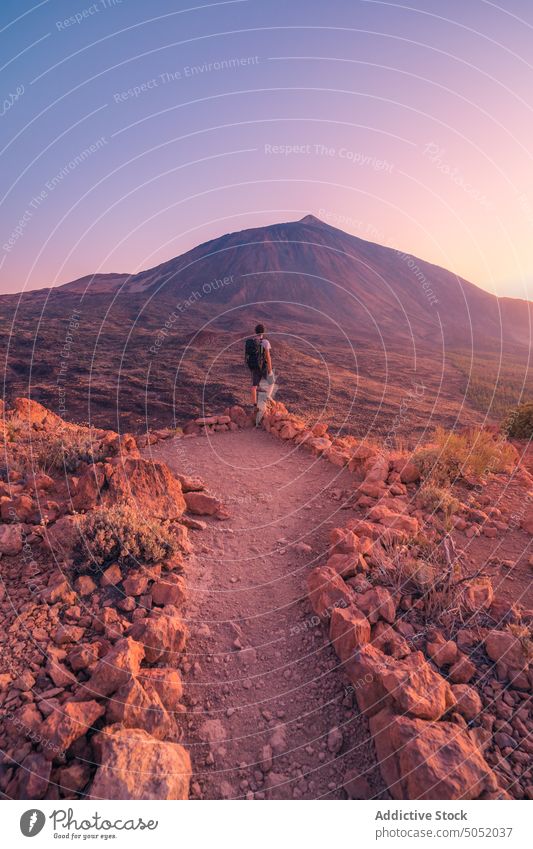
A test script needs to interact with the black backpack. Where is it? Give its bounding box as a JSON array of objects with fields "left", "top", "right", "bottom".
[{"left": 245, "top": 337, "right": 265, "bottom": 371}]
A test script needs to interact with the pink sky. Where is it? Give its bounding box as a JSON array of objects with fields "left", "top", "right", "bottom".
[{"left": 1, "top": 0, "right": 533, "bottom": 299}]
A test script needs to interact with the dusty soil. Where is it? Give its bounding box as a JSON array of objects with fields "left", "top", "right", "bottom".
[{"left": 150, "top": 428, "right": 387, "bottom": 800}]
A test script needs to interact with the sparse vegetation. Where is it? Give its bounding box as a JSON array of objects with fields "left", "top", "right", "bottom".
[
  {"left": 2, "top": 421, "right": 108, "bottom": 476},
  {"left": 503, "top": 402, "right": 533, "bottom": 439},
  {"left": 417, "top": 482, "right": 460, "bottom": 518},
  {"left": 74, "top": 503, "right": 178, "bottom": 573},
  {"left": 414, "top": 425, "right": 517, "bottom": 485},
  {"left": 508, "top": 622, "right": 533, "bottom": 661}
]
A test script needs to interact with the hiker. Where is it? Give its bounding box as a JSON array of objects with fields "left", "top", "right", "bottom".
[{"left": 244, "top": 323, "right": 273, "bottom": 410}]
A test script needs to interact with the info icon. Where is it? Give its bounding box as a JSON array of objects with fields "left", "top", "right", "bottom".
[{"left": 20, "top": 810, "right": 46, "bottom": 837}]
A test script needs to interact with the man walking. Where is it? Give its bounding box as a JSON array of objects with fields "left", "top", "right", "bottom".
[{"left": 244, "top": 323, "right": 273, "bottom": 409}]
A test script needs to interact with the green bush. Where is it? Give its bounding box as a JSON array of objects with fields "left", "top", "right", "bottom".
[
  {"left": 504, "top": 402, "right": 533, "bottom": 438},
  {"left": 74, "top": 503, "right": 178, "bottom": 573}
]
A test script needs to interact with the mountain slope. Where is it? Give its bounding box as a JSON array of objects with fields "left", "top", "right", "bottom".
[{"left": 1, "top": 215, "right": 531, "bottom": 433}]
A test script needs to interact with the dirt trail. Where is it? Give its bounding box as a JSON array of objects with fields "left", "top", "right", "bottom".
[{"left": 150, "top": 428, "right": 386, "bottom": 800}]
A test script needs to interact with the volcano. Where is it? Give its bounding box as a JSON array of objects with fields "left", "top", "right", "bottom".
[{"left": 1, "top": 215, "right": 531, "bottom": 435}]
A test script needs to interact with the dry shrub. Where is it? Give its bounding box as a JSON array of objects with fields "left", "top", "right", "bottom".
[
  {"left": 504, "top": 402, "right": 533, "bottom": 439},
  {"left": 2, "top": 424, "right": 107, "bottom": 477},
  {"left": 414, "top": 425, "right": 516, "bottom": 485},
  {"left": 417, "top": 482, "right": 460, "bottom": 518},
  {"left": 508, "top": 623, "right": 533, "bottom": 661},
  {"left": 74, "top": 503, "right": 178, "bottom": 573}
]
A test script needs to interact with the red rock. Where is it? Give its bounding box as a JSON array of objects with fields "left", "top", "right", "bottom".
[
  {"left": 398, "top": 460, "right": 421, "bottom": 484},
  {"left": 461, "top": 577, "right": 494, "bottom": 613},
  {"left": 138, "top": 668, "right": 183, "bottom": 713},
  {"left": 330, "top": 527, "right": 371, "bottom": 556},
  {"left": 306, "top": 566, "right": 354, "bottom": 621},
  {"left": 326, "top": 552, "right": 359, "bottom": 578},
  {"left": 184, "top": 491, "right": 222, "bottom": 515},
  {"left": 10, "top": 397, "right": 61, "bottom": 430},
  {"left": 41, "top": 700, "right": 105, "bottom": 760},
  {"left": 57, "top": 760, "right": 91, "bottom": 794},
  {"left": 106, "top": 678, "right": 173, "bottom": 740},
  {"left": 122, "top": 569, "right": 151, "bottom": 596},
  {"left": 355, "top": 586, "right": 396, "bottom": 624},
  {"left": 329, "top": 605, "right": 371, "bottom": 661},
  {"left": 307, "top": 436, "right": 332, "bottom": 453},
  {"left": 364, "top": 453, "right": 388, "bottom": 480},
  {"left": 16, "top": 752, "right": 51, "bottom": 799},
  {"left": 371, "top": 622, "right": 411, "bottom": 659},
  {"left": 94, "top": 607, "right": 126, "bottom": 641},
  {"left": 176, "top": 473, "right": 205, "bottom": 492},
  {"left": 41, "top": 573, "right": 76, "bottom": 605},
  {"left": 72, "top": 464, "right": 105, "bottom": 511},
  {"left": 426, "top": 635, "right": 458, "bottom": 668},
  {"left": 452, "top": 684, "right": 483, "bottom": 721},
  {"left": 343, "top": 771, "right": 373, "bottom": 799},
  {"left": 312, "top": 423, "right": 328, "bottom": 437},
  {"left": 449, "top": 654, "right": 476, "bottom": 684},
  {"left": 129, "top": 606, "right": 188, "bottom": 663},
  {"left": 1, "top": 494, "right": 34, "bottom": 522},
  {"left": 100, "top": 562, "right": 122, "bottom": 587},
  {"left": 67, "top": 643, "right": 99, "bottom": 672},
  {"left": 53, "top": 624, "right": 85, "bottom": 645},
  {"left": 91, "top": 725, "right": 191, "bottom": 800},
  {"left": 75, "top": 575, "right": 97, "bottom": 597},
  {"left": 382, "top": 651, "right": 456, "bottom": 720},
  {"left": 485, "top": 631, "right": 526, "bottom": 669},
  {"left": 370, "top": 708, "right": 498, "bottom": 799},
  {"left": 347, "top": 645, "right": 455, "bottom": 720},
  {"left": 82, "top": 637, "right": 144, "bottom": 697},
  {"left": 0, "top": 524, "right": 23, "bottom": 555},
  {"left": 104, "top": 458, "right": 186, "bottom": 518},
  {"left": 151, "top": 575, "right": 186, "bottom": 607}
]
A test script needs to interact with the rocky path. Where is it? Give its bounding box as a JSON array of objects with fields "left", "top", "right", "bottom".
[{"left": 150, "top": 429, "right": 387, "bottom": 800}]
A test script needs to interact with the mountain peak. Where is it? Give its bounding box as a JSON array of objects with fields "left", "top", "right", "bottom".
[{"left": 298, "top": 214, "right": 325, "bottom": 226}]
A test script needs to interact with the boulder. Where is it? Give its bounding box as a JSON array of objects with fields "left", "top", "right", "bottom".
[
  {"left": 329, "top": 605, "right": 371, "bottom": 662},
  {"left": 381, "top": 650, "right": 456, "bottom": 720},
  {"left": 461, "top": 577, "right": 494, "bottom": 613},
  {"left": 105, "top": 678, "right": 174, "bottom": 739},
  {"left": 176, "top": 474, "right": 205, "bottom": 492},
  {"left": 371, "top": 622, "right": 411, "bottom": 659},
  {"left": 10, "top": 397, "right": 61, "bottom": 430},
  {"left": 72, "top": 464, "right": 105, "bottom": 512},
  {"left": 104, "top": 458, "right": 186, "bottom": 518},
  {"left": 151, "top": 575, "right": 187, "bottom": 607},
  {"left": 184, "top": 491, "right": 222, "bottom": 516},
  {"left": 0, "top": 523, "right": 23, "bottom": 556},
  {"left": 306, "top": 566, "right": 354, "bottom": 621},
  {"left": 452, "top": 684, "right": 483, "bottom": 722},
  {"left": 485, "top": 630, "right": 526, "bottom": 670},
  {"left": 355, "top": 586, "right": 396, "bottom": 624},
  {"left": 448, "top": 654, "right": 476, "bottom": 684},
  {"left": 346, "top": 645, "right": 455, "bottom": 720},
  {"left": 364, "top": 454, "right": 390, "bottom": 484},
  {"left": 426, "top": 635, "right": 458, "bottom": 668},
  {"left": 91, "top": 725, "right": 191, "bottom": 799},
  {"left": 138, "top": 668, "right": 183, "bottom": 713},
  {"left": 129, "top": 606, "right": 188, "bottom": 663},
  {"left": 369, "top": 708, "right": 498, "bottom": 799},
  {"left": 41, "top": 700, "right": 105, "bottom": 760},
  {"left": 81, "top": 637, "right": 144, "bottom": 698},
  {"left": 16, "top": 752, "right": 51, "bottom": 799}
]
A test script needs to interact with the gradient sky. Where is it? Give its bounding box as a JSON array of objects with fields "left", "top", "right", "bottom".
[{"left": 1, "top": 0, "right": 533, "bottom": 298}]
